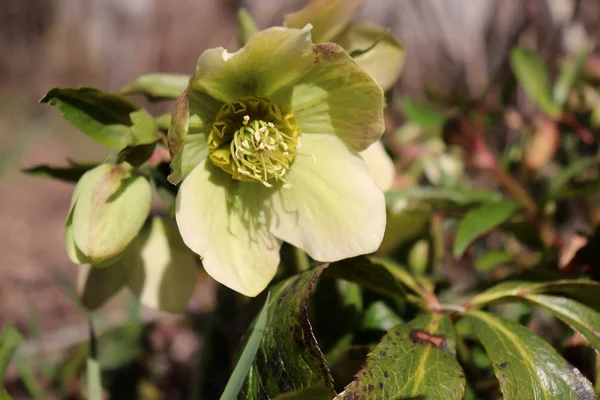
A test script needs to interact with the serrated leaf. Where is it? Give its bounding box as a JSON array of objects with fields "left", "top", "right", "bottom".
[
  {"left": 220, "top": 294, "right": 269, "bottom": 400},
  {"left": 468, "top": 280, "right": 600, "bottom": 312},
  {"left": 337, "top": 313, "right": 465, "bottom": 400},
  {"left": 523, "top": 294, "right": 600, "bottom": 353},
  {"left": 40, "top": 87, "right": 139, "bottom": 148},
  {"left": 242, "top": 265, "right": 335, "bottom": 399},
  {"left": 511, "top": 47, "right": 561, "bottom": 117},
  {"left": 465, "top": 311, "right": 598, "bottom": 400},
  {"left": 399, "top": 97, "right": 445, "bottom": 134},
  {"left": 454, "top": 200, "right": 520, "bottom": 258},
  {"left": 23, "top": 163, "right": 97, "bottom": 183},
  {"left": 554, "top": 47, "right": 591, "bottom": 108},
  {"left": 120, "top": 73, "right": 189, "bottom": 100}
]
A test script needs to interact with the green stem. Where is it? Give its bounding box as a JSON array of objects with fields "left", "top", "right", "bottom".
[{"left": 294, "top": 247, "right": 310, "bottom": 272}]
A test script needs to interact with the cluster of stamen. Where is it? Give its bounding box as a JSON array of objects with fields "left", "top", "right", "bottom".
[{"left": 208, "top": 97, "right": 301, "bottom": 188}]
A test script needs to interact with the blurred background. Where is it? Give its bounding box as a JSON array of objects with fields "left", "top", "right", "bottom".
[{"left": 1, "top": 0, "right": 599, "bottom": 398}]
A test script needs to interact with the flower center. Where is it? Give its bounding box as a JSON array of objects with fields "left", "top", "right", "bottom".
[{"left": 208, "top": 97, "right": 301, "bottom": 188}]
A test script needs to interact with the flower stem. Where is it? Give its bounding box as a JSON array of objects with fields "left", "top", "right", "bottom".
[{"left": 294, "top": 247, "right": 310, "bottom": 272}]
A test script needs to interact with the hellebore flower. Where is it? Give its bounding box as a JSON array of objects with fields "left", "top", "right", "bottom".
[
  {"left": 65, "top": 162, "right": 152, "bottom": 265},
  {"left": 169, "top": 25, "right": 386, "bottom": 296}
]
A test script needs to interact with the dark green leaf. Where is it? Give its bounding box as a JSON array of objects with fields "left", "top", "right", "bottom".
[
  {"left": 554, "top": 47, "right": 591, "bottom": 108},
  {"left": 1, "top": 325, "right": 22, "bottom": 399},
  {"left": 40, "top": 87, "right": 139, "bottom": 148},
  {"left": 464, "top": 311, "right": 597, "bottom": 399},
  {"left": 23, "top": 162, "right": 97, "bottom": 183},
  {"left": 337, "top": 313, "right": 465, "bottom": 399},
  {"left": 120, "top": 73, "right": 189, "bottom": 100},
  {"left": 468, "top": 280, "right": 600, "bottom": 312},
  {"left": 242, "top": 265, "right": 335, "bottom": 399},
  {"left": 523, "top": 294, "right": 600, "bottom": 353},
  {"left": 399, "top": 97, "right": 445, "bottom": 134},
  {"left": 237, "top": 8, "right": 259, "bottom": 47},
  {"left": 510, "top": 47, "right": 561, "bottom": 117},
  {"left": 475, "top": 250, "right": 514, "bottom": 272},
  {"left": 454, "top": 200, "right": 520, "bottom": 258},
  {"left": 220, "top": 294, "right": 269, "bottom": 400}
]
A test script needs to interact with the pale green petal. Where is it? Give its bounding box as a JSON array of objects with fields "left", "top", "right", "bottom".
[
  {"left": 289, "top": 42, "right": 384, "bottom": 151},
  {"left": 191, "top": 26, "right": 314, "bottom": 104},
  {"left": 176, "top": 161, "right": 281, "bottom": 297},
  {"left": 168, "top": 89, "right": 220, "bottom": 185},
  {"left": 65, "top": 208, "right": 92, "bottom": 265},
  {"left": 359, "top": 140, "right": 395, "bottom": 192},
  {"left": 127, "top": 217, "right": 198, "bottom": 313},
  {"left": 284, "top": 0, "right": 363, "bottom": 44},
  {"left": 72, "top": 163, "right": 151, "bottom": 263},
  {"left": 269, "top": 134, "right": 386, "bottom": 261},
  {"left": 334, "top": 22, "right": 405, "bottom": 91},
  {"left": 77, "top": 263, "right": 128, "bottom": 310}
]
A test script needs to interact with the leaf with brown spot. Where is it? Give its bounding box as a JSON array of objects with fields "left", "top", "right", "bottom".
[
  {"left": 242, "top": 265, "right": 335, "bottom": 399},
  {"left": 337, "top": 313, "right": 465, "bottom": 400},
  {"left": 464, "top": 311, "right": 598, "bottom": 400}
]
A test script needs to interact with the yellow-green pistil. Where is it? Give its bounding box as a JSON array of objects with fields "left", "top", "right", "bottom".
[{"left": 208, "top": 97, "right": 301, "bottom": 188}]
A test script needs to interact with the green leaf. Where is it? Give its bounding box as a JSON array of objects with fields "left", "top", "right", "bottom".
[
  {"left": 399, "top": 97, "right": 445, "bottom": 134},
  {"left": 385, "top": 187, "right": 501, "bottom": 208},
  {"left": 325, "top": 256, "right": 423, "bottom": 305},
  {"left": 23, "top": 162, "right": 97, "bottom": 183},
  {"left": 468, "top": 280, "right": 600, "bottom": 312},
  {"left": 237, "top": 8, "right": 259, "bottom": 47},
  {"left": 510, "top": 47, "right": 561, "bottom": 117},
  {"left": 220, "top": 294, "right": 269, "bottom": 400},
  {"left": 454, "top": 200, "right": 520, "bottom": 258},
  {"left": 546, "top": 157, "right": 594, "bottom": 198},
  {"left": 360, "top": 301, "right": 404, "bottom": 331},
  {"left": 120, "top": 73, "right": 189, "bottom": 100},
  {"left": 464, "top": 311, "right": 597, "bottom": 400},
  {"left": 242, "top": 265, "right": 335, "bottom": 399},
  {"left": 337, "top": 313, "right": 465, "bottom": 399},
  {"left": 40, "top": 87, "right": 139, "bottom": 148},
  {"left": 554, "top": 47, "right": 591, "bottom": 108},
  {"left": 117, "top": 109, "right": 159, "bottom": 166},
  {"left": 523, "top": 294, "right": 600, "bottom": 353},
  {"left": 155, "top": 113, "right": 171, "bottom": 131},
  {"left": 1, "top": 325, "right": 22, "bottom": 399},
  {"left": 475, "top": 250, "right": 514, "bottom": 272}
]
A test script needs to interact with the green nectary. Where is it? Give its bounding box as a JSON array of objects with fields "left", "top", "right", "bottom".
[{"left": 207, "top": 97, "right": 301, "bottom": 188}]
